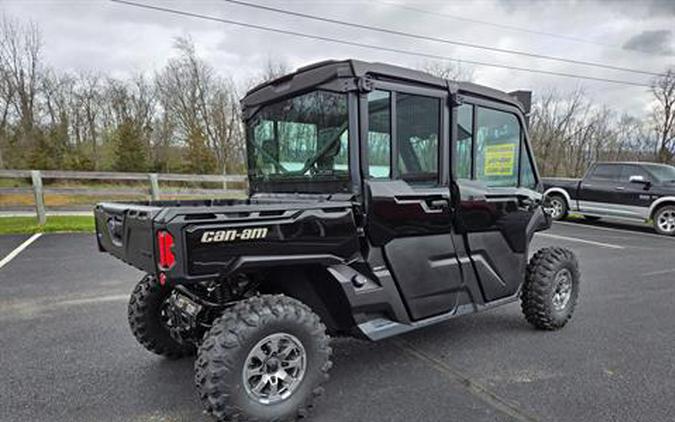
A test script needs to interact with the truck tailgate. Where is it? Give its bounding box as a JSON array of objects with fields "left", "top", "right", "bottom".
[{"left": 94, "top": 202, "right": 161, "bottom": 273}]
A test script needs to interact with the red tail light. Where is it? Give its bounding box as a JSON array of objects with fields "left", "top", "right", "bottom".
[{"left": 157, "top": 230, "right": 175, "bottom": 270}]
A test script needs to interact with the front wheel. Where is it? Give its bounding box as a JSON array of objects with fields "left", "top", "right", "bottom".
[
  {"left": 195, "top": 295, "right": 332, "bottom": 422},
  {"left": 653, "top": 205, "right": 675, "bottom": 236},
  {"left": 521, "top": 247, "right": 580, "bottom": 330}
]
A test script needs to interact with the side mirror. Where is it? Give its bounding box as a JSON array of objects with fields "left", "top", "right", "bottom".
[{"left": 629, "top": 175, "right": 650, "bottom": 186}]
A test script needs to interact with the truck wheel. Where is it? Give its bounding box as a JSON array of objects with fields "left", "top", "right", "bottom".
[
  {"left": 521, "top": 247, "right": 580, "bottom": 330},
  {"left": 195, "top": 295, "right": 332, "bottom": 422},
  {"left": 128, "top": 275, "right": 195, "bottom": 358},
  {"left": 653, "top": 205, "right": 675, "bottom": 236},
  {"left": 546, "top": 194, "right": 568, "bottom": 221}
]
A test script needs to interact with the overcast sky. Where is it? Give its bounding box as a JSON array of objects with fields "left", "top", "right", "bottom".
[{"left": 2, "top": 0, "right": 674, "bottom": 117}]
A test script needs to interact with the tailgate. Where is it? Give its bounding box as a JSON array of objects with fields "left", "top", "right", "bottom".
[{"left": 94, "top": 202, "right": 161, "bottom": 273}]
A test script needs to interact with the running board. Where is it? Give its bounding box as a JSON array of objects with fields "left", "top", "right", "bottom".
[{"left": 357, "top": 295, "right": 519, "bottom": 341}]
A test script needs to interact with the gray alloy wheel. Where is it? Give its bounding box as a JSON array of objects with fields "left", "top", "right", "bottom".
[
  {"left": 243, "top": 332, "right": 307, "bottom": 405},
  {"left": 546, "top": 195, "right": 568, "bottom": 221},
  {"left": 654, "top": 206, "right": 675, "bottom": 236},
  {"left": 551, "top": 268, "right": 573, "bottom": 311},
  {"left": 195, "top": 294, "right": 332, "bottom": 422}
]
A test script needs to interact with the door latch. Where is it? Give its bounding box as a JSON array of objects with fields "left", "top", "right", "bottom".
[{"left": 427, "top": 199, "right": 449, "bottom": 210}]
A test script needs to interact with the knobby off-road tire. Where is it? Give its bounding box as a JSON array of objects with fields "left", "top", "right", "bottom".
[
  {"left": 521, "top": 247, "right": 580, "bottom": 330},
  {"left": 128, "top": 275, "right": 195, "bottom": 358},
  {"left": 195, "top": 294, "right": 332, "bottom": 422}
]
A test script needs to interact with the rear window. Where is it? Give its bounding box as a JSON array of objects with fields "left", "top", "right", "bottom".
[{"left": 589, "top": 164, "right": 622, "bottom": 181}]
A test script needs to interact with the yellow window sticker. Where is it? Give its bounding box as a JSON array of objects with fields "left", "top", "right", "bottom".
[{"left": 484, "top": 144, "right": 516, "bottom": 176}]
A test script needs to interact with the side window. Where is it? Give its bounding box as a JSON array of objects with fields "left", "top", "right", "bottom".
[
  {"left": 589, "top": 164, "right": 622, "bottom": 181},
  {"left": 396, "top": 93, "right": 440, "bottom": 183},
  {"left": 475, "top": 107, "right": 521, "bottom": 187},
  {"left": 367, "top": 90, "right": 391, "bottom": 178},
  {"left": 456, "top": 104, "right": 473, "bottom": 179},
  {"left": 520, "top": 142, "right": 537, "bottom": 189},
  {"left": 332, "top": 131, "right": 349, "bottom": 172},
  {"left": 621, "top": 165, "right": 650, "bottom": 182}
]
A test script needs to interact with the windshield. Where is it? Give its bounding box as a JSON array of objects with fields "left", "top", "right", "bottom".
[
  {"left": 247, "top": 90, "right": 349, "bottom": 188},
  {"left": 643, "top": 164, "right": 675, "bottom": 182}
]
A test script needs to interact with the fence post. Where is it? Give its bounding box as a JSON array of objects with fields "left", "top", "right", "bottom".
[
  {"left": 148, "top": 173, "right": 160, "bottom": 201},
  {"left": 31, "top": 170, "right": 46, "bottom": 225}
]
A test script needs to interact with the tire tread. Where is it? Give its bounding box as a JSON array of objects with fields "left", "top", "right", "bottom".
[
  {"left": 521, "top": 247, "right": 579, "bottom": 330},
  {"left": 195, "top": 294, "right": 332, "bottom": 422}
]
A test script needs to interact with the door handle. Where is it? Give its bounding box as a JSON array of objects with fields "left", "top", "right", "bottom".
[
  {"left": 518, "top": 196, "right": 539, "bottom": 208},
  {"left": 426, "top": 199, "right": 449, "bottom": 210}
]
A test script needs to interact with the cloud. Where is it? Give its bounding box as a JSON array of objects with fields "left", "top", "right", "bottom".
[
  {"left": 623, "top": 30, "right": 674, "bottom": 56},
  {"left": 2, "top": 0, "right": 673, "bottom": 117},
  {"left": 646, "top": 0, "right": 675, "bottom": 16}
]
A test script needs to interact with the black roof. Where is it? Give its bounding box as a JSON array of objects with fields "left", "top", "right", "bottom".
[{"left": 242, "top": 59, "right": 527, "bottom": 112}]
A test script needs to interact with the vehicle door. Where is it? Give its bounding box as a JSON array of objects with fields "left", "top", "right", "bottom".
[
  {"left": 577, "top": 164, "right": 623, "bottom": 216},
  {"left": 452, "top": 98, "right": 543, "bottom": 303},
  {"left": 611, "top": 164, "right": 654, "bottom": 219},
  {"left": 362, "top": 85, "right": 465, "bottom": 321}
]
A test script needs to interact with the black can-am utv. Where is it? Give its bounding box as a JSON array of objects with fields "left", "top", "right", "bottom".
[{"left": 95, "top": 59, "right": 580, "bottom": 421}]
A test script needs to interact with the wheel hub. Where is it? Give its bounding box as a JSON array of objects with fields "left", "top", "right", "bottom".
[
  {"left": 552, "top": 268, "right": 573, "bottom": 311},
  {"left": 546, "top": 198, "right": 564, "bottom": 219},
  {"left": 657, "top": 210, "right": 675, "bottom": 233},
  {"left": 243, "top": 332, "right": 307, "bottom": 405}
]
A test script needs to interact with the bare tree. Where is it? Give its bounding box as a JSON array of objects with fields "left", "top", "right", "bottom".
[
  {"left": 0, "top": 16, "right": 43, "bottom": 141},
  {"left": 244, "top": 56, "right": 290, "bottom": 92},
  {"left": 0, "top": 64, "right": 14, "bottom": 168},
  {"left": 156, "top": 37, "right": 243, "bottom": 174},
  {"left": 419, "top": 60, "right": 474, "bottom": 82},
  {"left": 650, "top": 69, "right": 675, "bottom": 163},
  {"left": 74, "top": 72, "right": 104, "bottom": 168}
]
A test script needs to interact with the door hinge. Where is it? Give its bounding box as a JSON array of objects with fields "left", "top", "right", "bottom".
[{"left": 357, "top": 76, "right": 374, "bottom": 93}]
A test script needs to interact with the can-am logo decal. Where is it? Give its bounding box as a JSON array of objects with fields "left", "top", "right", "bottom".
[{"left": 200, "top": 228, "right": 268, "bottom": 243}]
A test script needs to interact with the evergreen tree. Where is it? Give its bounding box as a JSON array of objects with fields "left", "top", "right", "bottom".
[{"left": 112, "top": 119, "right": 148, "bottom": 172}]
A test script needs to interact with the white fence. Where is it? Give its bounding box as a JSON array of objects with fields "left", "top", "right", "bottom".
[{"left": 0, "top": 169, "right": 247, "bottom": 224}]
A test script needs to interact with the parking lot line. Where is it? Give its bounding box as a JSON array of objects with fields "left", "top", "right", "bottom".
[
  {"left": 537, "top": 232, "right": 624, "bottom": 249},
  {"left": 555, "top": 221, "right": 670, "bottom": 240},
  {"left": 642, "top": 268, "right": 675, "bottom": 277},
  {"left": 0, "top": 233, "right": 42, "bottom": 270},
  {"left": 395, "top": 339, "right": 538, "bottom": 422}
]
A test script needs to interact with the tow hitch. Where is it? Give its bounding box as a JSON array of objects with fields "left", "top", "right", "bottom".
[{"left": 162, "top": 290, "right": 203, "bottom": 344}]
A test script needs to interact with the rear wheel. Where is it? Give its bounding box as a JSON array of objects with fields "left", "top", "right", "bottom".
[
  {"left": 195, "top": 294, "right": 332, "bottom": 422},
  {"left": 521, "top": 248, "right": 580, "bottom": 330},
  {"left": 546, "top": 194, "right": 568, "bottom": 221},
  {"left": 653, "top": 205, "right": 675, "bottom": 236},
  {"left": 128, "top": 275, "right": 195, "bottom": 358}
]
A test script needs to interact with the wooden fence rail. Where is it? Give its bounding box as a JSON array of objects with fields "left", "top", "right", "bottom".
[{"left": 0, "top": 169, "right": 248, "bottom": 224}]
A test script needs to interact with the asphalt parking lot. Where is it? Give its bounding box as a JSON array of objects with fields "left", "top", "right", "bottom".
[{"left": 1, "top": 220, "right": 674, "bottom": 422}]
